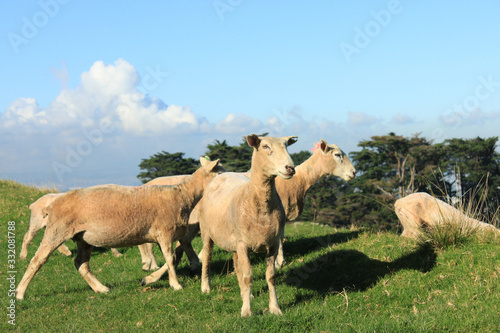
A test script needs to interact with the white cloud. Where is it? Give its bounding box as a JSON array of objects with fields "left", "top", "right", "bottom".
[
  {"left": 215, "top": 113, "right": 263, "bottom": 134},
  {"left": 347, "top": 111, "right": 378, "bottom": 126},
  {"left": 391, "top": 113, "right": 414, "bottom": 124},
  {"left": 0, "top": 59, "right": 271, "bottom": 189}
]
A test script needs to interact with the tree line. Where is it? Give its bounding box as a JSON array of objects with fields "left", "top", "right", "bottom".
[{"left": 138, "top": 133, "right": 500, "bottom": 232}]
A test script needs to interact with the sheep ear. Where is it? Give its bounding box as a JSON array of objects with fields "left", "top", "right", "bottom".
[
  {"left": 320, "top": 139, "right": 328, "bottom": 154},
  {"left": 200, "top": 157, "right": 220, "bottom": 172},
  {"left": 200, "top": 156, "right": 211, "bottom": 167},
  {"left": 284, "top": 136, "right": 298, "bottom": 147},
  {"left": 206, "top": 159, "right": 221, "bottom": 172},
  {"left": 246, "top": 134, "right": 261, "bottom": 148}
]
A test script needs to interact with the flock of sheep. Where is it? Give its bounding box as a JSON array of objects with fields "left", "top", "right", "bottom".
[
  {"left": 16, "top": 133, "right": 500, "bottom": 316},
  {"left": 16, "top": 134, "right": 357, "bottom": 317}
]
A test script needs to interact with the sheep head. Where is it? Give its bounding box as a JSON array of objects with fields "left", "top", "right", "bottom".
[
  {"left": 246, "top": 134, "right": 297, "bottom": 179},
  {"left": 313, "top": 140, "right": 356, "bottom": 181}
]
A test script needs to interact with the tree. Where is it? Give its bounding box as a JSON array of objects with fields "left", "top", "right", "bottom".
[
  {"left": 435, "top": 136, "right": 500, "bottom": 202},
  {"left": 204, "top": 138, "right": 253, "bottom": 172},
  {"left": 137, "top": 151, "right": 198, "bottom": 184}
]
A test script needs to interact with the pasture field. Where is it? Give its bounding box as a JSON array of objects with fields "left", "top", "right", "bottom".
[{"left": 1, "top": 180, "right": 499, "bottom": 332}]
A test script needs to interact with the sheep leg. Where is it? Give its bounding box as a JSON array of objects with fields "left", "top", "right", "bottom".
[
  {"left": 266, "top": 251, "right": 282, "bottom": 315},
  {"left": 19, "top": 226, "right": 40, "bottom": 259},
  {"left": 138, "top": 243, "right": 159, "bottom": 271},
  {"left": 74, "top": 240, "right": 109, "bottom": 294},
  {"left": 178, "top": 239, "right": 201, "bottom": 272},
  {"left": 236, "top": 243, "right": 253, "bottom": 317},
  {"left": 141, "top": 239, "right": 182, "bottom": 290},
  {"left": 174, "top": 223, "right": 200, "bottom": 270},
  {"left": 57, "top": 244, "right": 73, "bottom": 257},
  {"left": 110, "top": 248, "right": 122, "bottom": 257},
  {"left": 275, "top": 234, "right": 286, "bottom": 269},
  {"left": 200, "top": 236, "right": 214, "bottom": 294},
  {"left": 16, "top": 238, "right": 62, "bottom": 300}
]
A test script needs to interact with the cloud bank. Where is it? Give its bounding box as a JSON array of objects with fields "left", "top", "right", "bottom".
[{"left": 2, "top": 59, "right": 499, "bottom": 190}]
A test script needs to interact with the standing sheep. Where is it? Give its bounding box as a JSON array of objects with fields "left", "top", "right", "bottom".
[
  {"left": 16, "top": 157, "right": 224, "bottom": 300},
  {"left": 151, "top": 139, "right": 356, "bottom": 271},
  {"left": 199, "top": 134, "right": 297, "bottom": 317},
  {"left": 20, "top": 193, "right": 71, "bottom": 259},
  {"left": 273, "top": 140, "right": 356, "bottom": 267}
]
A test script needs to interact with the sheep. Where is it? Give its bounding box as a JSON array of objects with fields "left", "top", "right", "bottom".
[
  {"left": 15, "top": 157, "right": 224, "bottom": 300},
  {"left": 394, "top": 192, "right": 500, "bottom": 239},
  {"left": 199, "top": 134, "right": 297, "bottom": 317},
  {"left": 273, "top": 140, "right": 356, "bottom": 267},
  {"left": 20, "top": 193, "right": 71, "bottom": 259},
  {"left": 158, "top": 139, "right": 356, "bottom": 271},
  {"left": 137, "top": 175, "right": 190, "bottom": 271},
  {"left": 20, "top": 193, "right": 122, "bottom": 260}
]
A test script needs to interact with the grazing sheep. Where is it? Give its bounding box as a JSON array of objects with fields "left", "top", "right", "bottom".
[
  {"left": 15, "top": 158, "right": 224, "bottom": 300},
  {"left": 164, "top": 139, "right": 356, "bottom": 271},
  {"left": 20, "top": 193, "right": 123, "bottom": 260},
  {"left": 395, "top": 192, "right": 500, "bottom": 239},
  {"left": 199, "top": 134, "right": 297, "bottom": 317}
]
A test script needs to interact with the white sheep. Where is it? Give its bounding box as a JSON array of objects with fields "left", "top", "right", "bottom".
[
  {"left": 199, "top": 134, "right": 297, "bottom": 317},
  {"left": 20, "top": 193, "right": 122, "bottom": 260},
  {"left": 152, "top": 139, "right": 356, "bottom": 271},
  {"left": 273, "top": 139, "right": 356, "bottom": 267},
  {"left": 20, "top": 193, "right": 71, "bottom": 259},
  {"left": 15, "top": 157, "right": 224, "bottom": 300},
  {"left": 395, "top": 192, "right": 500, "bottom": 238},
  {"left": 136, "top": 175, "right": 190, "bottom": 271}
]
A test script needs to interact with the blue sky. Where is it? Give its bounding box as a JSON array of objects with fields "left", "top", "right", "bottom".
[{"left": 2, "top": 1, "right": 500, "bottom": 190}]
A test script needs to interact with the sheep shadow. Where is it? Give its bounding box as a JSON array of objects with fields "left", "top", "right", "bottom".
[
  {"left": 191, "top": 230, "right": 363, "bottom": 279},
  {"left": 283, "top": 230, "right": 362, "bottom": 258},
  {"left": 284, "top": 243, "right": 436, "bottom": 295}
]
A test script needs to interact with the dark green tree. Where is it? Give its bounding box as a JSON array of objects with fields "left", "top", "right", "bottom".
[
  {"left": 435, "top": 136, "right": 500, "bottom": 202},
  {"left": 204, "top": 139, "right": 253, "bottom": 172},
  {"left": 137, "top": 151, "right": 198, "bottom": 184},
  {"left": 204, "top": 134, "right": 268, "bottom": 172}
]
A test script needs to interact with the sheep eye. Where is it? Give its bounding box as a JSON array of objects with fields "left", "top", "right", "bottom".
[
  {"left": 334, "top": 153, "right": 342, "bottom": 158},
  {"left": 262, "top": 144, "right": 270, "bottom": 150}
]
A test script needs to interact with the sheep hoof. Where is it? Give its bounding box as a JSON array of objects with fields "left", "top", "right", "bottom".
[
  {"left": 270, "top": 307, "right": 283, "bottom": 316},
  {"left": 171, "top": 284, "right": 183, "bottom": 291},
  {"left": 275, "top": 260, "right": 286, "bottom": 270},
  {"left": 241, "top": 308, "right": 252, "bottom": 317},
  {"left": 141, "top": 279, "right": 147, "bottom": 286}
]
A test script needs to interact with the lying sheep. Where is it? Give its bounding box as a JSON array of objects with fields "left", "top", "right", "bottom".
[
  {"left": 16, "top": 157, "right": 224, "bottom": 300},
  {"left": 199, "top": 134, "right": 297, "bottom": 317},
  {"left": 20, "top": 193, "right": 122, "bottom": 260},
  {"left": 395, "top": 192, "right": 500, "bottom": 239},
  {"left": 146, "top": 139, "right": 356, "bottom": 272}
]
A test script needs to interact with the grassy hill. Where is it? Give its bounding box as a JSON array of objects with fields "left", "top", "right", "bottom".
[{"left": 1, "top": 180, "right": 499, "bottom": 332}]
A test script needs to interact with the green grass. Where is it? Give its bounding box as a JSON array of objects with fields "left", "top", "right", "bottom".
[{"left": 1, "top": 180, "right": 499, "bottom": 332}]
